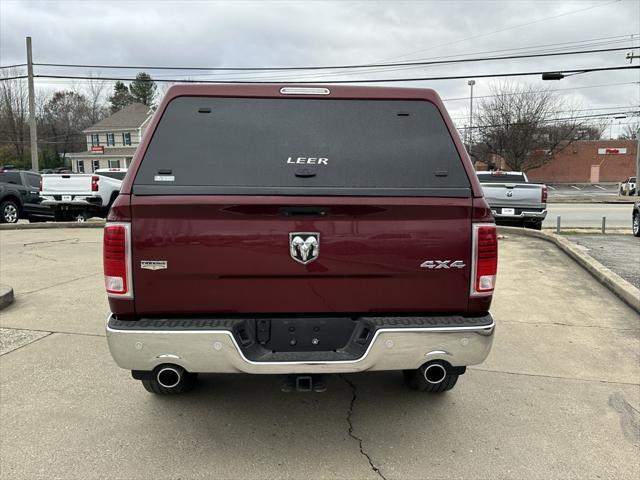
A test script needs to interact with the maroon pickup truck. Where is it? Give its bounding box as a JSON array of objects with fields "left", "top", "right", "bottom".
[{"left": 104, "top": 84, "right": 497, "bottom": 395}]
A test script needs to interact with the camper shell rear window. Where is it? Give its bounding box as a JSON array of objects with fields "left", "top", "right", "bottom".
[{"left": 133, "top": 96, "right": 471, "bottom": 197}]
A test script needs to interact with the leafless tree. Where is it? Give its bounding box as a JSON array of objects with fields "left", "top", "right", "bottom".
[
  {"left": 83, "top": 74, "right": 110, "bottom": 124},
  {"left": 619, "top": 120, "right": 640, "bottom": 139},
  {"left": 156, "top": 81, "right": 176, "bottom": 104},
  {"left": 39, "top": 91, "right": 93, "bottom": 168},
  {"left": 0, "top": 69, "right": 30, "bottom": 167},
  {"left": 474, "top": 82, "right": 591, "bottom": 172}
]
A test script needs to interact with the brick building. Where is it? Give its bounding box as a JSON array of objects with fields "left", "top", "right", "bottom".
[{"left": 526, "top": 139, "right": 637, "bottom": 183}]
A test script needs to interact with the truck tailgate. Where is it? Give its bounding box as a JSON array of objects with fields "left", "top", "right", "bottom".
[
  {"left": 41, "top": 174, "right": 92, "bottom": 195},
  {"left": 130, "top": 196, "right": 472, "bottom": 316},
  {"left": 481, "top": 183, "right": 542, "bottom": 208}
]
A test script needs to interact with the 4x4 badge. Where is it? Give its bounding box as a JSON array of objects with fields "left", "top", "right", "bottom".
[{"left": 289, "top": 232, "right": 320, "bottom": 264}]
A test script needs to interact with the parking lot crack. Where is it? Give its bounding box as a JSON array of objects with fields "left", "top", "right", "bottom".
[
  {"left": 339, "top": 374, "right": 387, "bottom": 480},
  {"left": 501, "top": 320, "right": 639, "bottom": 332},
  {"left": 21, "top": 272, "right": 102, "bottom": 295},
  {"left": 472, "top": 367, "right": 640, "bottom": 386},
  {"left": 23, "top": 238, "right": 79, "bottom": 247},
  {"left": 0, "top": 331, "right": 53, "bottom": 356}
]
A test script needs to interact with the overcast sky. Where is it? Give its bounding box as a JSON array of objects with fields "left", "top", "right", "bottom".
[{"left": 1, "top": 0, "right": 639, "bottom": 136}]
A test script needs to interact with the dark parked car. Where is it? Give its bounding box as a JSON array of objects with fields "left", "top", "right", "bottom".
[
  {"left": 633, "top": 201, "right": 640, "bottom": 237},
  {"left": 0, "top": 170, "right": 54, "bottom": 223}
]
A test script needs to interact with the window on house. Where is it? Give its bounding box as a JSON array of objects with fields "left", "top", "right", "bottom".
[
  {"left": 122, "top": 132, "right": 131, "bottom": 146},
  {"left": 91, "top": 134, "right": 100, "bottom": 146},
  {"left": 77, "top": 160, "right": 85, "bottom": 173},
  {"left": 106, "top": 133, "right": 115, "bottom": 146},
  {"left": 108, "top": 159, "right": 121, "bottom": 168},
  {"left": 92, "top": 160, "right": 101, "bottom": 172}
]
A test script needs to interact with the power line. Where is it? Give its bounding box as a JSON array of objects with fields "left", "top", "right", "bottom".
[
  {"left": 28, "top": 65, "right": 639, "bottom": 84},
  {"left": 32, "top": 45, "right": 638, "bottom": 73},
  {"left": 449, "top": 105, "right": 640, "bottom": 121},
  {"left": 395, "top": 34, "right": 637, "bottom": 64},
  {"left": 378, "top": 0, "right": 623, "bottom": 63},
  {"left": 146, "top": 43, "right": 637, "bottom": 82},
  {"left": 441, "top": 81, "right": 639, "bottom": 102},
  {"left": 458, "top": 109, "right": 640, "bottom": 130},
  {"left": 0, "top": 64, "right": 26, "bottom": 70},
  {"left": 137, "top": 34, "right": 640, "bottom": 80}
]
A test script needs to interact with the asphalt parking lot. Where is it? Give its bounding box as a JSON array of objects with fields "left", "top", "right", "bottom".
[
  {"left": 547, "top": 183, "right": 619, "bottom": 197},
  {"left": 0, "top": 228, "right": 639, "bottom": 479},
  {"left": 566, "top": 234, "right": 640, "bottom": 289}
]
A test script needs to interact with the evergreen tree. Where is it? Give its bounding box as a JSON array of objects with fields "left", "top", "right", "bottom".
[
  {"left": 129, "top": 72, "right": 157, "bottom": 106},
  {"left": 109, "top": 81, "right": 134, "bottom": 113}
]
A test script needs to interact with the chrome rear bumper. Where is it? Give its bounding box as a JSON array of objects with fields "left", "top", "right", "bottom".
[
  {"left": 491, "top": 209, "right": 547, "bottom": 219},
  {"left": 106, "top": 314, "right": 495, "bottom": 374}
]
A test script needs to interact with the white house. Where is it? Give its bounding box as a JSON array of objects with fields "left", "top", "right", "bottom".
[{"left": 67, "top": 103, "right": 153, "bottom": 173}]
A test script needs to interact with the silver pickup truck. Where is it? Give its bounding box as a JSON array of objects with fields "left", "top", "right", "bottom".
[{"left": 477, "top": 171, "right": 547, "bottom": 230}]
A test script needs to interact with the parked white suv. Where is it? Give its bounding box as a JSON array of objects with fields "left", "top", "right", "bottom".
[{"left": 41, "top": 168, "right": 127, "bottom": 221}]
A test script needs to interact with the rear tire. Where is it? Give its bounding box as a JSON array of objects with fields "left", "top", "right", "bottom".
[
  {"left": 141, "top": 371, "right": 198, "bottom": 395},
  {"left": 403, "top": 366, "right": 459, "bottom": 393},
  {"left": 633, "top": 212, "right": 640, "bottom": 237},
  {"left": 0, "top": 200, "right": 20, "bottom": 223},
  {"left": 526, "top": 219, "right": 543, "bottom": 230}
]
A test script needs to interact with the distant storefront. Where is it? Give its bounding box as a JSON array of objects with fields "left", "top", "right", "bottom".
[{"left": 526, "top": 140, "right": 637, "bottom": 183}]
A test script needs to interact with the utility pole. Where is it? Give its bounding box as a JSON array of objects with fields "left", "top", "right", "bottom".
[
  {"left": 26, "top": 36, "right": 38, "bottom": 172},
  {"left": 636, "top": 128, "right": 640, "bottom": 197},
  {"left": 626, "top": 49, "right": 639, "bottom": 195},
  {"left": 468, "top": 79, "right": 475, "bottom": 161}
]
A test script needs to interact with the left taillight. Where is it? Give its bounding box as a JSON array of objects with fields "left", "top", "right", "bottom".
[
  {"left": 91, "top": 176, "right": 99, "bottom": 192},
  {"left": 103, "top": 222, "right": 133, "bottom": 298},
  {"left": 470, "top": 223, "right": 498, "bottom": 297}
]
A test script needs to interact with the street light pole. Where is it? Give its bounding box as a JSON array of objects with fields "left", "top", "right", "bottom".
[
  {"left": 26, "top": 36, "right": 38, "bottom": 172},
  {"left": 468, "top": 79, "right": 475, "bottom": 160}
]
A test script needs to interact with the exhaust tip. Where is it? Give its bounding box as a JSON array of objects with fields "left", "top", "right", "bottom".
[
  {"left": 423, "top": 363, "right": 447, "bottom": 384},
  {"left": 157, "top": 366, "right": 182, "bottom": 388}
]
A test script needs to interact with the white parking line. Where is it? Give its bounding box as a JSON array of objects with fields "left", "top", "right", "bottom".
[
  {"left": 548, "top": 185, "right": 556, "bottom": 190},
  {"left": 594, "top": 185, "right": 606, "bottom": 190},
  {"left": 570, "top": 185, "right": 582, "bottom": 190}
]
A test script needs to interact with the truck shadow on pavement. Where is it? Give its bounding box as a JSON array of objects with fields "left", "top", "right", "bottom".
[{"left": 134, "top": 371, "right": 454, "bottom": 478}]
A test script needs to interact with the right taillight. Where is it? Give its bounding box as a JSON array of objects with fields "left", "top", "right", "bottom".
[
  {"left": 541, "top": 185, "right": 548, "bottom": 203},
  {"left": 103, "top": 222, "right": 133, "bottom": 298},
  {"left": 471, "top": 223, "right": 498, "bottom": 296}
]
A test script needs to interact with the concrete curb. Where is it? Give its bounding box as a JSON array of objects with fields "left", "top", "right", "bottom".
[
  {"left": 0, "top": 285, "right": 14, "bottom": 310},
  {"left": 498, "top": 226, "right": 640, "bottom": 313},
  {"left": 548, "top": 199, "right": 638, "bottom": 205},
  {"left": 0, "top": 221, "right": 105, "bottom": 231}
]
